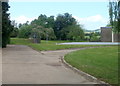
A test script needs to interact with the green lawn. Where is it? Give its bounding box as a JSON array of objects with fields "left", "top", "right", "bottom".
[
  {"left": 65, "top": 46, "right": 118, "bottom": 85},
  {"left": 10, "top": 38, "right": 106, "bottom": 51}
]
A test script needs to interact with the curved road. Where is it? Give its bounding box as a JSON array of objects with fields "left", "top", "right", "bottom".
[{"left": 2, "top": 45, "right": 100, "bottom": 84}]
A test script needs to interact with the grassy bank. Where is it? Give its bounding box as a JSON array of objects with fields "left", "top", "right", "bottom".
[
  {"left": 65, "top": 46, "right": 118, "bottom": 85},
  {"left": 10, "top": 38, "right": 105, "bottom": 51}
]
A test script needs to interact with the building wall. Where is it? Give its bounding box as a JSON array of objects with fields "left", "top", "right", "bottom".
[
  {"left": 101, "top": 27, "right": 120, "bottom": 42},
  {"left": 101, "top": 27, "right": 112, "bottom": 42},
  {"left": 114, "top": 33, "right": 120, "bottom": 42}
]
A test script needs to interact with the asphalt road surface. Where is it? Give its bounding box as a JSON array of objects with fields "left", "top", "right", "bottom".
[{"left": 2, "top": 45, "right": 100, "bottom": 84}]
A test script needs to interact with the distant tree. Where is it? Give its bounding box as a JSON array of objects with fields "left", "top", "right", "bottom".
[
  {"left": 18, "top": 13, "right": 84, "bottom": 41},
  {"left": 18, "top": 23, "right": 22, "bottom": 28},
  {"left": 30, "top": 25, "right": 56, "bottom": 43},
  {"left": 10, "top": 20, "right": 19, "bottom": 37},
  {"left": 10, "top": 27, "right": 19, "bottom": 37},
  {"left": 66, "top": 25, "right": 84, "bottom": 41},
  {"left": 53, "top": 13, "right": 77, "bottom": 40},
  {"left": 31, "top": 28, "right": 42, "bottom": 43},
  {"left": 89, "top": 32, "right": 100, "bottom": 42},
  {"left": 45, "top": 28, "right": 56, "bottom": 40},
  {"left": 46, "top": 16, "right": 55, "bottom": 28},
  {"left": 18, "top": 22, "right": 56, "bottom": 41},
  {"left": 31, "top": 14, "right": 47, "bottom": 28},
  {"left": 18, "top": 24, "right": 32, "bottom": 38},
  {"left": 31, "top": 14, "right": 55, "bottom": 29}
]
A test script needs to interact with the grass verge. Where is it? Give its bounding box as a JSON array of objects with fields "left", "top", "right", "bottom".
[
  {"left": 10, "top": 38, "right": 107, "bottom": 51},
  {"left": 64, "top": 46, "right": 118, "bottom": 85}
]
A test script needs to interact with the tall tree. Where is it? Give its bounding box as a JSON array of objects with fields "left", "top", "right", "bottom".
[
  {"left": 53, "top": 13, "right": 76, "bottom": 40},
  {"left": 109, "top": 0, "right": 119, "bottom": 33},
  {"left": 2, "top": 2, "right": 13, "bottom": 48},
  {"left": 118, "top": 1, "right": 120, "bottom": 32}
]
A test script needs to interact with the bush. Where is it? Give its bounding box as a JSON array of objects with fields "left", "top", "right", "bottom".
[
  {"left": 90, "top": 36, "right": 100, "bottom": 42},
  {"left": 18, "top": 25, "right": 32, "bottom": 38}
]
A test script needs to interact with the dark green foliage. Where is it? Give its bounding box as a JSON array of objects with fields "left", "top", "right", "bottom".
[
  {"left": 18, "top": 13, "right": 84, "bottom": 41},
  {"left": 30, "top": 25, "right": 56, "bottom": 40},
  {"left": 18, "top": 23, "right": 56, "bottom": 41},
  {"left": 53, "top": 13, "right": 84, "bottom": 40},
  {"left": 18, "top": 14, "right": 56, "bottom": 41},
  {"left": 31, "top": 14, "right": 55, "bottom": 29},
  {"left": 18, "top": 24, "right": 32, "bottom": 38},
  {"left": 89, "top": 32, "right": 100, "bottom": 42},
  {"left": 65, "top": 25, "right": 84, "bottom": 41},
  {"left": 10, "top": 27, "right": 19, "bottom": 37},
  {"left": 2, "top": 2, "right": 13, "bottom": 48},
  {"left": 53, "top": 13, "right": 76, "bottom": 40},
  {"left": 10, "top": 20, "right": 19, "bottom": 37}
]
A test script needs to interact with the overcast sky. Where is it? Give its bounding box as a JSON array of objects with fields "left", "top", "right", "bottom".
[{"left": 9, "top": 0, "right": 110, "bottom": 30}]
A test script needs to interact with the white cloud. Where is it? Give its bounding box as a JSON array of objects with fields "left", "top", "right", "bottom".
[
  {"left": 11, "top": 15, "right": 37, "bottom": 24},
  {"left": 73, "top": 14, "right": 108, "bottom": 24},
  {"left": 73, "top": 15, "right": 109, "bottom": 30}
]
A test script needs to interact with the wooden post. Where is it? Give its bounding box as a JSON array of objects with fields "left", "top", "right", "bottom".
[{"left": 112, "top": 31, "right": 114, "bottom": 42}]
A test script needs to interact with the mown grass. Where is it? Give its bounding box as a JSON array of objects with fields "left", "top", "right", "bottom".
[
  {"left": 65, "top": 46, "right": 118, "bottom": 85},
  {"left": 10, "top": 38, "right": 106, "bottom": 51}
]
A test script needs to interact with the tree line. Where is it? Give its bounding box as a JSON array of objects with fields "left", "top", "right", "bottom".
[{"left": 16, "top": 13, "right": 85, "bottom": 42}]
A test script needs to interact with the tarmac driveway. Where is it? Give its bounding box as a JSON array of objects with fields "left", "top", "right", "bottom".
[{"left": 2, "top": 45, "right": 99, "bottom": 84}]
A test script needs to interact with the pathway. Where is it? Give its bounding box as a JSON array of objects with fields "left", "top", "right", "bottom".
[{"left": 2, "top": 45, "right": 99, "bottom": 84}]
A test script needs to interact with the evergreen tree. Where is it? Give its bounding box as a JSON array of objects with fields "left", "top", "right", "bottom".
[{"left": 2, "top": 2, "right": 13, "bottom": 48}]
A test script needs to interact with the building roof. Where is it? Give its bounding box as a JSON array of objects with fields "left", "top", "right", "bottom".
[{"left": 101, "top": 27, "right": 112, "bottom": 29}]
